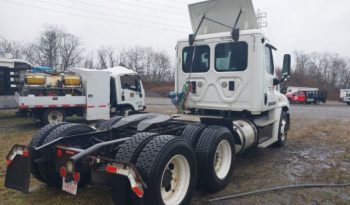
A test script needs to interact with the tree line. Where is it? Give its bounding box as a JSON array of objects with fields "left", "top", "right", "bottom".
[
  {"left": 290, "top": 51, "right": 350, "bottom": 90},
  {"left": 2, "top": 25, "right": 350, "bottom": 89},
  {"left": 0, "top": 25, "right": 174, "bottom": 83}
]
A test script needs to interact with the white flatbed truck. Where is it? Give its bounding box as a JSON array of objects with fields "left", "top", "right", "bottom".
[
  {"left": 16, "top": 67, "right": 146, "bottom": 124},
  {"left": 4, "top": 0, "right": 291, "bottom": 205}
]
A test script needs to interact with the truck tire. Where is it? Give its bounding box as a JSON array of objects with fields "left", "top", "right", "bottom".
[
  {"left": 181, "top": 123, "right": 206, "bottom": 147},
  {"left": 110, "top": 132, "right": 159, "bottom": 205},
  {"left": 134, "top": 135, "right": 197, "bottom": 205},
  {"left": 274, "top": 111, "right": 289, "bottom": 147},
  {"left": 97, "top": 116, "right": 123, "bottom": 130},
  {"left": 37, "top": 123, "right": 94, "bottom": 188},
  {"left": 120, "top": 106, "right": 134, "bottom": 116},
  {"left": 29, "top": 122, "right": 68, "bottom": 182},
  {"left": 95, "top": 120, "right": 107, "bottom": 129},
  {"left": 195, "top": 126, "right": 235, "bottom": 193},
  {"left": 42, "top": 109, "right": 66, "bottom": 125}
]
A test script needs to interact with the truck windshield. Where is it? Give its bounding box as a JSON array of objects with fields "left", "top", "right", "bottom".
[
  {"left": 215, "top": 42, "right": 248, "bottom": 72},
  {"left": 121, "top": 75, "right": 141, "bottom": 92},
  {"left": 182, "top": 45, "right": 210, "bottom": 73}
]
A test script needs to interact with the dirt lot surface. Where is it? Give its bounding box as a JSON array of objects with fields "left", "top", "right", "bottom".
[{"left": 0, "top": 99, "right": 349, "bottom": 205}]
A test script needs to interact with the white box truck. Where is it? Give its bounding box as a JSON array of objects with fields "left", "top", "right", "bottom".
[{"left": 16, "top": 67, "right": 146, "bottom": 124}]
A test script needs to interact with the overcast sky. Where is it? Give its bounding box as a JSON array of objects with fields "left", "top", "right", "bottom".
[{"left": 0, "top": 0, "right": 350, "bottom": 65}]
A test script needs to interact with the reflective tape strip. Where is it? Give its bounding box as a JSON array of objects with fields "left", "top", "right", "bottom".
[{"left": 20, "top": 104, "right": 85, "bottom": 109}]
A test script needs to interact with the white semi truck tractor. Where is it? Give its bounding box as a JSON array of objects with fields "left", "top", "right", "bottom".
[
  {"left": 16, "top": 66, "right": 146, "bottom": 124},
  {"left": 4, "top": 0, "right": 291, "bottom": 205}
]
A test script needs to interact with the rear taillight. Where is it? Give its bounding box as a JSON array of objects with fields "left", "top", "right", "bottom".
[
  {"left": 73, "top": 172, "right": 80, "bottom": 182},
  {"left": 60, "top": 167, "right": 67, "bottom": 178},
  {"left": 105, "top": 165, "right": 118, "bottom": 173},
  {"left": 22, "top": 150, "right": 29, "bottom": 157},
  {"left": 56, "top": 149, "right": 63, "bottom": 157}
]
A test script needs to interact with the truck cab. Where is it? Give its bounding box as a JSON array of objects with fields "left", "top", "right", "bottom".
[
  {"left": 176, "top": 30, "right": 289, "bottom": 115},
  {"left": 176, "top": 0, "right": 290, "bottom": 116},
  {"left": 106, "top": 67, "right": 146, "bottom": 115}
]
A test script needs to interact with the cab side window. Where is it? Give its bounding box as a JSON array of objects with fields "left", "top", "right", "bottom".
[
  {"left": 121, "top": 75, "right": 141, "bottom": 92},
  {"left": 265, "top": 46, "right": 274, "bottom": 75}
]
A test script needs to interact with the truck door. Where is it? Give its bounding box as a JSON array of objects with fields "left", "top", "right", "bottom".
[
  {"left": 120, "top": 75, "right": 144, "bottom": 111},
  {"left": 263, "top": 45, "right": 277, "bottom": 109}
]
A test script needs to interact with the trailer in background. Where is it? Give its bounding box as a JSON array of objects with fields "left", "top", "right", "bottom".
[
  {"left": 0, "top": 58, "right": 32, "bottom": 109},
  {"left": 340, "top": 89, "right": 350, "bottom": 105},
  {"left": 286, "top": 87, "right": 327, "bottom": 104},
  {"left": 0, "top": 58, "right": 32, "bottom": 96}
]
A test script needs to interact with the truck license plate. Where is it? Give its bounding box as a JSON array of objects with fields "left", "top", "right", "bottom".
[{"left": 62, "top": 178, "right": 78, "bottom": 195}]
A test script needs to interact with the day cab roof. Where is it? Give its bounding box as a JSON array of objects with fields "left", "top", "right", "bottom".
[
  {"left": 70, "top": 66, "right": 137, "bottom": 77},
  {"left": 177, "top": 29, "right": 267, "bottom": 44},
  {"left": 105, "top": 66, "right": 138, "bottom": 76}
]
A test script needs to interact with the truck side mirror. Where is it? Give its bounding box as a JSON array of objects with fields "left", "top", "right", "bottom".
[{"left": 282, "top": 54, "right": 291, "bottom": 77}]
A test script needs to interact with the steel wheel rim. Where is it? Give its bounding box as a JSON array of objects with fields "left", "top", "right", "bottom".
[
  {"left": 48, "top": 111, "right": 63, "bottom": 123},
  {"left": 160, "top": 155, "right": 190, "bottom": 205},
  {"left": 214, "top": 140, "right": 232, "bottom": 179},
  {"left": 124, "top": 109, "right": 131, "bottom": 116}
]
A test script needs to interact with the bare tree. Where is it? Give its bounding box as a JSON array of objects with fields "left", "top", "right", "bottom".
[
  {"left": 0, "top": 36, "right": 24, "bottom": 59},
  {"left": 35, "top": 26, "right": 62, "bottom": 68},
  {"left": 81, "top": 52, "right": 95, "bottom": 69},
  {"left": 59, "top": 33, "right": 83, "bottom": 71}
]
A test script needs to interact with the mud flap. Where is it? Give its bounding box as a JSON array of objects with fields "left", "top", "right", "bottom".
[{"left": 5, "top": 150, "right": 31, "bottom": 193}]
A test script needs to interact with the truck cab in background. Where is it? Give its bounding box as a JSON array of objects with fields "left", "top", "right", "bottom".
[
  {"left": 286, "top": 87, "right": 327, "bottom": 104},
  {"left": 105, "top": 67, "right": 146, "bottom": 115},
  {"left": 340, "top": 89, "right": 350, "bottom": 105}
]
